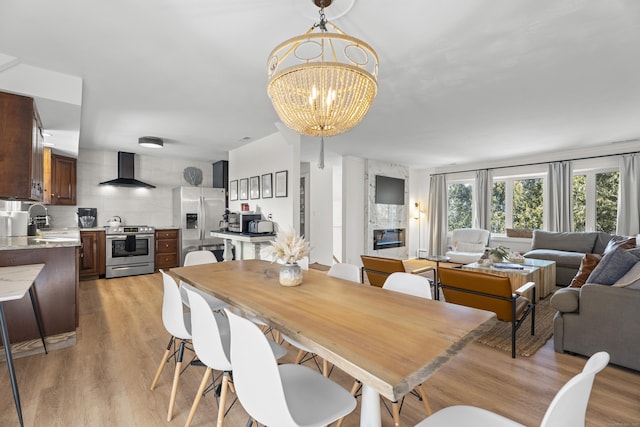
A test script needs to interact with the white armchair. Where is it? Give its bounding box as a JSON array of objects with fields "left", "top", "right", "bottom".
[{"left": 445, "top": 228, "right": 490, "bottom": 264}]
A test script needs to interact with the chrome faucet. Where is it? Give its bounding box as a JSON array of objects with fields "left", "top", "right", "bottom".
[{"left": 27, "top": 203, "right": 49, "bottom": 227}]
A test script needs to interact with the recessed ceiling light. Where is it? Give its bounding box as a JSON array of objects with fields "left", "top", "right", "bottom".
[{"left": 138, "top": 136, "right": 164, "bottom": 148}]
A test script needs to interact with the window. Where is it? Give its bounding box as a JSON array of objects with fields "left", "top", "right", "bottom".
[
  {"left": 491, "top": 181, "right": 505, "bottom": 233},
  {"left": 512, "top": 178, "right": 543, "bottom": 230},
  {"left": 572, "top": 169, "right": 619, "bottom": 234},
  {"left": 448, "top": 182, "right": 472, "bottom": 230},
  {"left": 491, "top": 176, "right": 544, "bottom": 233}
]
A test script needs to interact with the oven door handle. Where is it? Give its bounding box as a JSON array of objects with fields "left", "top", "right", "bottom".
[{"left": 106, "top": 233, "right": 154, "bottom": 239}]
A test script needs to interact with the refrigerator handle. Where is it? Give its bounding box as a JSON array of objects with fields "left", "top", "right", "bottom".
[{"left": 200, "top": 195, "right": 205, "bottom": 241}]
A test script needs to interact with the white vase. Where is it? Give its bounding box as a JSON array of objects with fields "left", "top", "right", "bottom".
[{"left": 279, "top": 263, "right": 303, "bottom": 287}]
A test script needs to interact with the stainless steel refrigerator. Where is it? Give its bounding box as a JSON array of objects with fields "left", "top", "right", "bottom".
[{"left": 172, "top": 186, "right": 226, "bottom": 265}]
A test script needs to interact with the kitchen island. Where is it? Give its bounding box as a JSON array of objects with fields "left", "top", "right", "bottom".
[
  {"left": 210, "top": 230, "right": 275, "bottom": 261},
  {"left": 0, "top": 229, "right": 80, "bottom": 353}
]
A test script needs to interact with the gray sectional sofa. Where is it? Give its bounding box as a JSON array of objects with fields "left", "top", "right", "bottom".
[{"left": 523, "top": 230, "right": 614, "bottom": 286}]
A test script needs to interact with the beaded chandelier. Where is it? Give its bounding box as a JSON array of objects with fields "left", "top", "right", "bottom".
[{"left": 267, "top": 0, "right": 378, "bottom": 166}]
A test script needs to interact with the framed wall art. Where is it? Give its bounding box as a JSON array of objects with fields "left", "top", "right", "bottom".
[
  {"left": 275, "top": 170, "right": 288, "bottom": 198},
  {"left": 239, "top": 178, "right": 248, "bottom": 200},
  {"left": 229, "top": 180, "right": 238, "bottom": 201},
  {"left": 250, "top": 176, "right": 260, "bottom": 199},
  {"left": 261, "top": 173, "right": 273, "bottom": 198}
]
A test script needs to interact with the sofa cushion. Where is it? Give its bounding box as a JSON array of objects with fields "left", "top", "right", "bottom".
[
  {"left": 550, "top": 287, "right": 580, "bottom": 312},
  {"left": 586, "top": 246, "right": 640, "bottom": 285},
  {"left": 569, "top": 253, "right": 603, "bottom": 288},
  {"left": 455, "top": 242, "right": 485, "bottom": 252},
  {"left": 612, "top": 261, "right": 640, "bottom": 288},
  {"left": 524, "top": 249, "right": 585, "bottom": 269},
  {"left": 531, "top": 230, "right": 598, "bottom": 253},
  {"left": 603, "top": 236, "right": 637, "bottom": 254}
]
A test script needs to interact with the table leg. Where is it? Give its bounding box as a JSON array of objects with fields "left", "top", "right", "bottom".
[
  {"left": 0, "top": 302, "right": 24, "bottom": 427},
  {"left": 433, "top": 261, "right": 440, "bottom": 300},
  {"left": 29, "top": 288, "right": 47, "bottom": 354},
  {"left": 222, "top": 238, "right": 233, "bottom": 262},
  {"left": 360, "top": 384, "right": 381, "bottom": 427}
]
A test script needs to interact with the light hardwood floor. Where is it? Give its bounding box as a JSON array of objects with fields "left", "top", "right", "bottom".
[{"left": 1, "top": 272, "right": 638, "bottom": 426}]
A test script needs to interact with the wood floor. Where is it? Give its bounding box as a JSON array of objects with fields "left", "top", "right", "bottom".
[{"left": 1, "top": 272, "right": 638, "bottom": 426}]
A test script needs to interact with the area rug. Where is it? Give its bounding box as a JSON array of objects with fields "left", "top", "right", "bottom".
[{"left": 475, "top": 295, "right": 555, "bottom": 357}]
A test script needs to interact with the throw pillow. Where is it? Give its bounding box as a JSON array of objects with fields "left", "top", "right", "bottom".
[
  {"left": 603, "top": 236, "right": 637, "bottom": 254},
  {"left": 612, "top": 261, "right": 640, "bottom": 288},
  {"left": 569, "top": 253, "right": 603, "bottom": 288},
  {"left": 586, "top": 246, "right": 640, "bottom": 286}
]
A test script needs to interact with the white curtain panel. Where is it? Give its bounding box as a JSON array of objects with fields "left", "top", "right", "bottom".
[
  {"left": 617, "top": 154, "right": 640, "bottom": 236},
  {"left": 547, "top": 161, "right": 573, "bottom": 232},
  {"left": 428, "top": 174, "right": 448, "bottom": 256},
  {"left": 473, "top": 169, "right": 493, "bottom": 230}
]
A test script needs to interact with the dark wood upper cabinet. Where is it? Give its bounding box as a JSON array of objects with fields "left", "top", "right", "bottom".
[
  {"left": 51, "top": 153, "right": 77, "bottom": 205},
  {"left": 0, "top": 91, "right": 44, "bottom": 201}
]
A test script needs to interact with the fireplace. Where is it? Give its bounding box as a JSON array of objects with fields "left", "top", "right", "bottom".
[{"left": 373, "top": 228, "right": 406, "bottom": 250}]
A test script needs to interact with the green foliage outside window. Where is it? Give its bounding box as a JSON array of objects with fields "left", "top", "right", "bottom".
[
  {"left": 596, "top": 172, "right": 619, "bottom": 233},
  {"left": 573, "top": 175, "right": 586, "bottom": 232},
  {"left": 448, "top": 183, "right": 472, "bottom": 231},
  {"left": 491, "top": 181, "right": 505, "bottom": 233},
  {"left": 513, "top": 178, "right": 543, "bottom": 230}
]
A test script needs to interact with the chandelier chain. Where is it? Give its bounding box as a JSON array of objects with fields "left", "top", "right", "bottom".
[{"left": 314, "top": 7, "right": 328, "bottom": 32}]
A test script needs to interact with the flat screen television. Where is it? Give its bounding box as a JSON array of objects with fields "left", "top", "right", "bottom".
[{"left": 375, "top": 175, "right": 405, "bottom": 205}]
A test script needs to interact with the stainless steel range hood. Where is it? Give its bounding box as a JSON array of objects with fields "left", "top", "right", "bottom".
[{"left": 99, "top": 151, "right": 156, "bottom": 188}]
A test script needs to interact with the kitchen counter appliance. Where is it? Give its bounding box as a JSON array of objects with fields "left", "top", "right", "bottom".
[
  {"left": 105, "top": 225, "right": 155, "bottom": 278},
  {"left": 227, "top": 212, "right": 261, "bottom": 233}
]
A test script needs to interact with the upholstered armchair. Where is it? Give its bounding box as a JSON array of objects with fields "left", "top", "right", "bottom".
[
  {"left": 445, "top": 228, "right": 491, "bottom": 264},
  {"left": 361, "top": 255, "right": 433, "bottom": 287},
  {"left": 438, "top": 267, "right": 535, "bottom": 358}
]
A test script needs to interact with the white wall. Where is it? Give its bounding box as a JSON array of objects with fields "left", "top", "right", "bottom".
[
  {"left": 228, "top": 131, "right": 300, "bottom": 232},
  {"left": 47, "top": 148, "right": 217, "bottom": 228},
  {"left": 309, "top": 164, "right": 334, "bottom": 265},
  {"left": 342, "top": 156, "right": 366, "bottom": 266}
]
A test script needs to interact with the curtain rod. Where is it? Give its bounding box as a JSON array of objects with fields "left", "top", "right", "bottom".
[{"left": 432, "top": 150, "right": 639, "bottom": 176}]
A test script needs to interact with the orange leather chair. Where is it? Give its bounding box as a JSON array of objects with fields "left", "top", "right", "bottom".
[
  {"left": 360, "top": 255, "right": 433, "bottom": 288},
  {"left": 438, "top": 268, "right": 536, "bottom": 358}
]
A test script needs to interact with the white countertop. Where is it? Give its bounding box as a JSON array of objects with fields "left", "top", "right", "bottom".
[
  {"left": 0, "top": 264, "right": 45, "bottom": 301},
  {"left": 0, "top": 229, "right": 81, "bottom": 251},
  {"left": 210, "top": 230, "right": 275, "bottom": 243}
]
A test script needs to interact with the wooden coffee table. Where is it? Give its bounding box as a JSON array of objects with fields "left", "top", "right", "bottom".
[{"left": 462, "top": 258, "right": 556, "bottom": 301}]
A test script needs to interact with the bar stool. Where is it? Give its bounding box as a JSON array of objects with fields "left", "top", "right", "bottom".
[{"left": 0, "top": 264, "right": 48, "bottom": 427}]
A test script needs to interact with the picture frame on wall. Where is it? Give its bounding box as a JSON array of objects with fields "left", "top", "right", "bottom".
[
  {"left": 250, "top": 176, "right": 260, "bottom": 199},
  {"left": 229, "top": 180, "right": 238, "bottom": 201},
  {"left": 261, "top": 173, "right": 273, "bottom": 198},
  {"left": 275, "top": 170, "right": 288, "bottom": 198},
  {"left": 239, "top": 178, "right": 248, "bottom": 200}
]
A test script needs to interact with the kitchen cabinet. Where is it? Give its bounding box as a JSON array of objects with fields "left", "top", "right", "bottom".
[
  {"left": 0, "top": 246, "right": 78, "bottom": 343},
  {"left": 79, "top": 230, "right": 105, "bottom": 280},
  {"left": 43, "top": 148, "right": 77, "bottom": 205},
  {"left": 0, "top": 91, "right": 44, "bottom": 201},
  {"left": 212, "top": 160, "right": 229, "bottom": 207},
  {"left": 155, "top": 229, "right": 180, "bottom": 270}
]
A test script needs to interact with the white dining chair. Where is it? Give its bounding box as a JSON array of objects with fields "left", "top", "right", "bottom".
[
  {"left": 328, "top": 262, "right": 362, "bottom": 282},
  {"left": 414, "top": 351, "right": 610, "bottom": 427},
  {"left": 225, "top": 308, "right": 357, "bottom": 426},
  {"left": 180, "top": 250, "right": 229, "bottom": 312},
  {"left": 150, "top": 270, "right": 194, "bottom": 422},
  {"left": 183, "top": 285, "right": 287, "bottom": 427}
]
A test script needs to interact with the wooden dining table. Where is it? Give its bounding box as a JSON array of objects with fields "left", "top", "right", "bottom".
[{"left": 171, "top": 260, "right": 497, "bottom": 427}]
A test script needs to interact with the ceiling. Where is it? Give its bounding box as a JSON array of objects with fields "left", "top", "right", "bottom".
[{"left": 1, "top": 0, "right": 639, "bottom": 169}]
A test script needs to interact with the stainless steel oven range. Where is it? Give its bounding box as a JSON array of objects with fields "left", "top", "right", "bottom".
[{"left": 105, "top": 225, "right": 155, "bottom": 278}]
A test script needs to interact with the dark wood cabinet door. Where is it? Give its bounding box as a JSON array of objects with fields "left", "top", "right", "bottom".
[
  {"left": 0, "top": 91, "right": 43, "bottom": 200},
  {"left": 80, "top": 230, "right": 105, "bottom": 280},
  {"left": 51, "top": 154, "right": 77, "bottom": 205},
  {"left": 155, "top": 229, "right": 180, "bottom": 270}
]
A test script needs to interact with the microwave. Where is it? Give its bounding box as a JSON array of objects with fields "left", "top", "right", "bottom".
[{"left": 228, "top": 212, "right": 261, "bottom": 233}]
